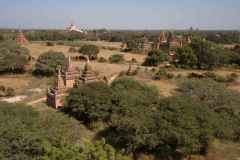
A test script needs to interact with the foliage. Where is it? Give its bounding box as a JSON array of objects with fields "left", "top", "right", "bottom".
[
  {"left": 5, "top": 87, "right": 15, "bottom": 96},
  {"left": 99, "top": 57, "right": 107, "bottom": 63},
  {"left": 153, "top": 69, "right": 174, "bottom": 80},
  {"left": 176, "top": 78, "right": 240, "bottom": 118},
  {"left": 46, "top": 41, "right": 54, "bottom": 46},
  {"left": 0, "top": 102, "right": 83, "bottom": 159},
  {"left": 0, "top": 53, "right": 28, "bottom": 73},
  {"left": 126, "top": 41, "right": 138, "bottom": 51},
  {"left": 131, "top": 58, "right": 137, "bottom": 63},
  {"left": 68, "top": 47, "right": 78, "bottom": 53},
  {"left": 144, "top": 48, "right": 165, "bottom": 66},
  {"left": 190, "top": 38, "right": 218, "bottom": 69},
  {"left": 42, "top": 138, "right": 129, "bottom": 160},
  {"left": 78, "top": 44, "right": 100, "bottom": 59},
  {"left": 56, "top": 41, "right": 64, "bottom": 45},
  {"left": 0, "top": 40, "right": 29, "bottom": 56},
  {"left": 111, "top": 54, "right": 125, "bottom": 63},
  {"left": 34, "top": 51, "right": 66, "bottom": 76},
  {"left": 64, "top": 82, "right": 114, "bottom": 129}
]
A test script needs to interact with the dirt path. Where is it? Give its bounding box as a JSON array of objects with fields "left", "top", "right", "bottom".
[
  {"left": 108, "top": 74, "right": 118, "bottom": 85},
  {"left": 27, "top": 97, "right": 46, "bottom": 105}
]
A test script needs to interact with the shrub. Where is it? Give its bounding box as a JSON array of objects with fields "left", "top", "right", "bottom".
[
  {"left": 153, "top": 70, "right": 167, "bottom": 80},
  {"left": 151, "top": 68, "right": 156, "bottom": 72},
  {"left": 68, "top": 47, "right": 78, "bottom": 53},
  {"left": 167, "top": 73, "right": 174, "bottom": 79},
  {"left": 110, "top": 54, "right": 125, "bottom": 63},
  {"left": 99, "top": 57, "right": 107, "bottom": 63},
  {"left": 0, "top": 85, "right": 5, "bottom": 91},
  {"left": 56, "top": 41, "right": 64, "bottom": 45},
  {"left": 46, "top": 42, "right": 54, "bottom": 46},
  {"left": 118, "top": 70, "right": 126, "bottom": 76},
  {"left": 175, "top": 73, "right": 182, "bottom": 79},
  {"left": 225, "top": 73, "right": 238, "bottom": 82},
  {"left": 132, "top": 58, "right": 137, "bottom": 63},
  {"left": 5, "top": 87, "right": 14, "bottom": 96}
]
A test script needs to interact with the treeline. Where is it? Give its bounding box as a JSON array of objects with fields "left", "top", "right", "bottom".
[
  {"left": 62, "top": 77, "right": 240, "bottom": 158},
  {"left": 0, "top": 28, "right": 239, "bottom": 44}
]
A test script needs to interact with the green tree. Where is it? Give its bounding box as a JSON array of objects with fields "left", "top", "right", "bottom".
[
  {"left": 0, "top": 53, "right": 28, "bottom": 73},
  {"left": 78, "top": 44, "right": 100, "bottom": 59},
  {"left": 0, "top": 102, "right": 83, "bottom": 159},
  {"left": 64, "top": 82, "right": 114, "bottom": 129},
  {"left": 34, "top": 51, "right": 66, "bottom": 76},
  {"left": 126, "top": 40, "right": 138, "bottom": 51},
  {"left": 0, "top": 40, "right": 29, "bottom": 56},
  {"left": 144, "top": 48, "right": 165, "bottom": 66},
  {"left": 190, "top": 38, "right": 218, "bottom": 69},
  {"left": 42, "top": 138, "right": 129, "bottom": 160}
]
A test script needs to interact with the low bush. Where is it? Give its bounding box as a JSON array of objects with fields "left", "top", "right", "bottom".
[
  {"left": 110, "top": 53, "right": 125, "bottom": 63},
  {"left": 99, "top": 57, "right": 107, "bottom": 63},
  {"left": 68, "top": 47, "right": 78, "bottom": 53},
  {"left": 56, "top": 41, "right": 64, "bottom": 45},
  {"left": 46, "top": 42, "right": 54, "bottom": 46}
]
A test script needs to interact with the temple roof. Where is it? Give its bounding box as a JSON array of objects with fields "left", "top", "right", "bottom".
[
  {"left": 65, "top": 56, "right": 76, "bottom": 72},
  {"left": 160, "top": 30, "right": 167, "bottom": 42},
  {"left": 167, "top": 30, "right": 174, "bottom": 42},
  {"left": 71, "top": 20, "right": 74, "bottom": 26},
  {"left": 83, "top": 58, "right": 93, "bottom": 74},
  {"left": 189, "top": 26, "right": 194, "bottom": 31},
  {"left": 54, "top": 69, "right": 66, "bottom": 90}
]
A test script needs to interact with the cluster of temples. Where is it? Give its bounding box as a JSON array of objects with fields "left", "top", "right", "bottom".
[
  {"left": 47, "top": 57, "right": 106, "bottom": 108},
  {"left": 156, "top": 30, "right": 181, "bottom": 51}
]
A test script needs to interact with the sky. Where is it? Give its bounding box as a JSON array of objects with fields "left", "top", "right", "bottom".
[{"left": 0, "top": 0, "right": 239, "bottom": 30}]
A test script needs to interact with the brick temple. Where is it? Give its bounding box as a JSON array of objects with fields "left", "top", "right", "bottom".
[
  {"left": 47, "top": 57, "right": 106, "bottom": 108},
  {"left": 156, "top": 30, "right": 181, "bottom": 51},
  {"left": 14, "top": 27, "right": 28, "bottom": 43}
]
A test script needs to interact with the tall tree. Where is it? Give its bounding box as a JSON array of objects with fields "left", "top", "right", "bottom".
[{"left": 78, "top": 44, "right": 100, "bottom": 59}]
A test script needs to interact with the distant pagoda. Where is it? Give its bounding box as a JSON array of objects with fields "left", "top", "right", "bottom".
[
  {"left": 47, "top": 70, "right": 68, "bottom": 108},
  {"left": 14, "top": 27, "right": 28, "bottom": 43},
  {"left": 62, "top": 56, "right": 80, "bottom": 88},
  {"left": 141, "top": 36, "right": 149, "bottom": 50},
  {"left": 125, "top": 61, "right": 133, "bottom": 76},
  {"left": 189, "top": 26, "right": 194, "bottom": 31}
]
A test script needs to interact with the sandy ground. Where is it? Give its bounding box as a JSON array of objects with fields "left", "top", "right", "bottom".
[{"left": 2, "top": 95, "right": 27, "bottom": 103}]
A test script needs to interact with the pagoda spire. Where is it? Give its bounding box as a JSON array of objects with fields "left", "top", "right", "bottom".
[
  {"left": 55, "top": 69, "right": 65, "bottom": 89},
  {"left": 65, "top": 56, "right": 75, "bottom": 72},
  {"left": 125, "top": 61, "right": 133, "bottom": 76},
  {"left": 160, "top": 29, "right": 166, "bottom": 42},
  {"left": 167, "top": 29, "right": 174, "bottom": 42}
]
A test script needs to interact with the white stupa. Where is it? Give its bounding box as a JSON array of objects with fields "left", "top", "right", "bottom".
[{"left": 66, "top": 20, "right": 87, "bottom": 33}]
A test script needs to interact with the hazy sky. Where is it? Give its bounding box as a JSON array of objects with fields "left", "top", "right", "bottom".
[{"left": 0, "top": 0, "right": 239, "bottom": 30}]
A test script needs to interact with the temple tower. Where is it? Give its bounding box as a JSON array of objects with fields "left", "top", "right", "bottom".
[
  {"left": 76, "top": 59, "right": 100, "bottom": 84},
  {"left": 62, "top": 56, "right": 80, "bottom": 88},
  {"left": 160, "top": 30, "right": 167, "bottom": 43},
  {"left": 14, "top": 27, "right": 28, "bottom": 43},
  {"left": 47, "top": 70, "right": 68, "bottom": 108},
  {"left": 125, "top": 61, "right": 133, "bottom": 76},
  {"left": 141, "top": 36, "right": 149, "bottom": 49},
  {"left": 167, "top": 30, "right": 174, "bottom": 42},
  {"left": 189, "top": 26, "right": 194, "bottom": 31}
]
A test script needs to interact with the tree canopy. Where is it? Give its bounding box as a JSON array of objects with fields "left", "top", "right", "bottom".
[
  {"left": 34, "top": 51, "right": 66, "bottom": 76},
  {"left": 78, "top": 44, "right": 100, "bottom": 59},
  {"left": 144, "top": 48, "right": 166, "bottom": 66},
  {"left": 0, "top": 40, "right": 29, "bottom": 56}
]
